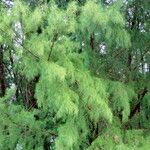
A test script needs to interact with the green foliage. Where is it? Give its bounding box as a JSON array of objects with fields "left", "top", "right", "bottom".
[
  {"left": 141, "top": 92, "right": 150, "bottom": 128},
  {"left": 79, "top": 0, "right": 131, "bottom": 48},
  {"left": 0, "top": 88, "right": 45, "bottom": 150},
  {"left": 107, "top": 81, "right": 133, "bottom": 122},
  {"left": 0, "top": 0, "right": 149, "bottom": 149}
]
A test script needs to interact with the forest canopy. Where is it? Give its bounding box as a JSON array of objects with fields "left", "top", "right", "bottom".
[{"left": 0, "top": 0, "right": 150, "bottom": 150}]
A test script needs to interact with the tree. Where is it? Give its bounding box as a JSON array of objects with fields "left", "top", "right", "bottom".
[{"left": 0, "top": 0, "right": 149, "bottom": 149}]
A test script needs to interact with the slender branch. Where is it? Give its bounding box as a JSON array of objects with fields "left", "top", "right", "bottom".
[{"left": 48, "top": 33, "right": 58, "bottom": 61}]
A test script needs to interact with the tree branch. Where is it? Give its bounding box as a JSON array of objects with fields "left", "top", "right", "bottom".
[{"left": 48, "top": 33, "right": 58, "bottom": 61}]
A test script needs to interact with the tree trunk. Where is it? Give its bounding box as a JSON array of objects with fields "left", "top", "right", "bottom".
[
  {"left": 129, "top": 87, "right": 147, "bottom": 119},
  {"left": 0, "top": 45, "right": 6, "bottom": 96},
  {"left": 90, "top": 32, "right": 95, "bottom": 50}
]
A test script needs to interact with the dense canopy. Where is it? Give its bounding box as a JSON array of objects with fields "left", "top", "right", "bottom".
[{"left": 0, "top": 0, "right": 150, "bottom": 150}]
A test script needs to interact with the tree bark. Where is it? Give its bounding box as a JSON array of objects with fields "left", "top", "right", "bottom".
[
  {"left": 90, "top": 32, "right": 95, "bottom": 50},
  {"left": 24, "top": 75, "right": 39, "bottom": 110},
  {"left": 0, "top": 45, "right": 6, "bottom": 96},
  {"left": 129, "top": 87, "right": 147, "bottom": 119}
]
